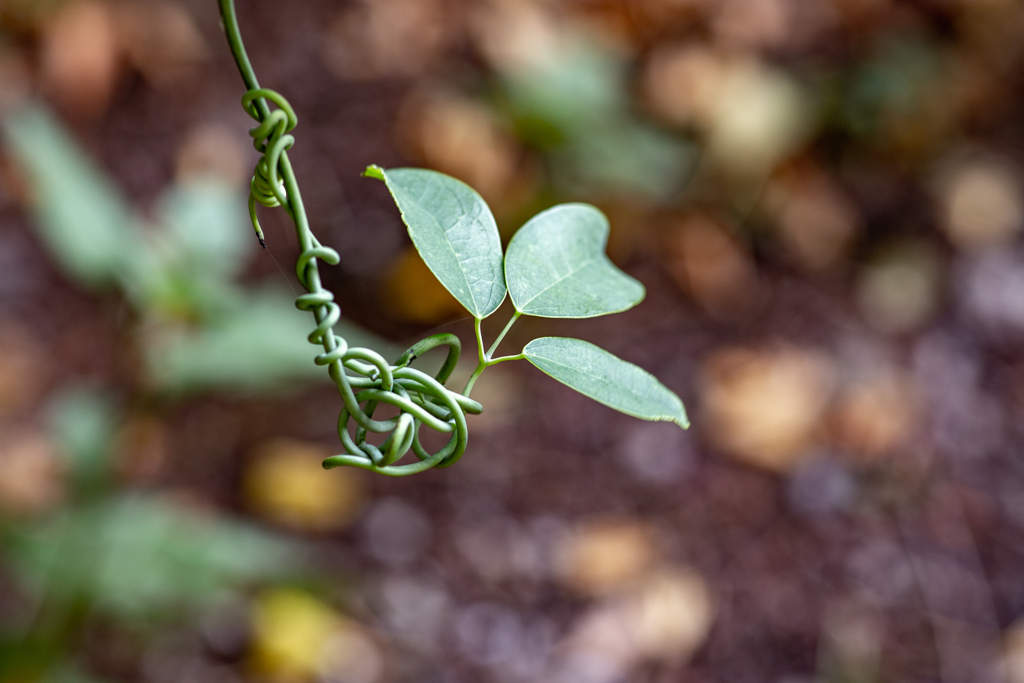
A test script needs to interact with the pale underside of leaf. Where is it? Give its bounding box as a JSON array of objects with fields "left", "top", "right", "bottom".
[
  {"left": 367, "top": 166, "right": 505, "bottom": 319},
  {"left": 523, "top": 337, "right": 688, "bottom": 429},
  {"left": 505, "top": 203, "right": 644, "bottom": 318}
]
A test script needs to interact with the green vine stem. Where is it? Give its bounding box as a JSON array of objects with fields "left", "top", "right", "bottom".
[{"left": 217, "top": 0, "right": 483, "bottom": 476}]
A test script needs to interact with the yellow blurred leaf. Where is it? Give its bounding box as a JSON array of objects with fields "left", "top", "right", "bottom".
[
  {"left": 251, "top": 589, "right": 383, "bottom": 683},
  {"left": 557, "top": 519, "right": 656, "bottom": 595},
  {"left": 627, "top": 567, "right": 715, "bottom": 662},
  {"left": 243, "top": 439, "right": 364, "bottom": 532},
  {"left": 384, "top": 246, "right": 465, "bottom": 324}
]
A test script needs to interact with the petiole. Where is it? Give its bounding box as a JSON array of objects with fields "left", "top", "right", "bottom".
[
  {"left": 463, "top": 311, "right": 525, "bottom": 397},
  {"left": 486, "top": 311, "right": 521, "bottom": 359}
]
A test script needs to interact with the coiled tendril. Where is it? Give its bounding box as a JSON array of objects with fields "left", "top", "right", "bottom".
[{"left": 220, "top": 0, "right": 481, "bottom": 476}]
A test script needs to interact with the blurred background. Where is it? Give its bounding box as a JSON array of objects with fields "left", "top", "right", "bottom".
[{"left": 1, "top": 0, "right": 1023, "bottom": 681}]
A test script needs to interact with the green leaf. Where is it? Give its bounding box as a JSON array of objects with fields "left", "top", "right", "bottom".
[
  {"left": 523, "top": 337, "right": 688, "bottom": 428},
  {"left": 47, "top": 386, "right": 116, "bottom": 492},
  {"left": 146, "top": 287, "right": 396, "bottom": 394},
  {"left": 2, "top": 103, "right": 140, "bottom": 286},
  {"left": 499, "top": 38, "right": 696, "bottom": 200},
  {"left": 504, "top": 204, "right": 644, "bottom": 318},
  {"left": 8, "top": 495, "right": 297, "bottom": 621},
  {"left": 365, "top": 165, "right": 506, "bottom": 319},
  {"left": 156, "top": 178, "right": 251, "bottom": 280}
]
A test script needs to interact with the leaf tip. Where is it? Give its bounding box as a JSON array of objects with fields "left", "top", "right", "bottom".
[
  {"left": 362, "top": 165, "right": 386, "bottom": 181},
  {"left": 670, "top": 396, "right": 689, "bottom": 430}
]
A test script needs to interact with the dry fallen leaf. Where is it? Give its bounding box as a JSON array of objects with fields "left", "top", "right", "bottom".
[
  {"left": 711, "top": 0, "right": 791, "bottom": 51},
  {"left": 831, "top": 372, "right": 917, "bottom": 459},
  {"left": 664, "top": 213, "right": 759, "bottom": 318},
  {"left": 561, "top": 565, "right": 715, "bottom": 673},
  {"left": 938, "top": 156, "right": 1023, "bottom": 251},
  {"left": 642, "top": 44, "right": 725, "bottom": 128},
  {"left": 40, "top": 0, "right": 121, "bottom": 120},
  {"left": 766, "top": 164, "right": 861, "bottom": 272},
  {"left": 115, "top": 0, "right": 208, "bottom": 88},
  {"left": 0, "top": 430, "right": 65, "bottom": 515},
  {"left": 700, "top": 347, "right": 836, "bottom": 471},
  {"left": 557, "top": 519, "right": 656, "bottom": 595},
  {"left": 175, "top": 123, "right": 250, "bottom": 188},
  {"left": 397, "top": 90, "right": 523, "bottom": 209},
  {"left": 321, "top": 0, "right": 450, "bottom": 80}
]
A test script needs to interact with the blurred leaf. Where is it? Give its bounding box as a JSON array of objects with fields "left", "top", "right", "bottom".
[
  {"left": 47, "top": 386, "right": 115, "bottom": 493},
  {"left": 559, "top": 122, "right": 694, "bottom": 200},
  {"left": 8, "top": 495, "right": 297, "bottom": 621},
  {"left": 156, "top": 177, "right": 252, "bottom": 281},
  {"left": 0, "top": 656, "right": 115, "bottom": 683},
  {"left": 250, "top": 588, "right": 343, "bottom": 680},
  {"left": 502, "top": 41, "right": 625, "bottom": 132},
  {"left": 243, "top": 439, "right": 365, "bottom": 532},
  {"left": 523, "top": 337, "right": 688, "bottom": 428},
  {"left": 499, "top": 40, "right": 695, "bottom": 199},
  {"left": 2, "top": 103, "right": 253, "bottom": 319},
  {"left": 505, "top": 203, "right": 644, "bottom": 318},
  {"left": 2, "top": 103, "right": 141, "bottom": 287},
  {"left": 365, "top": 165, "right": 506, "bottom": 319},
  {"left": 40, "top": 661, "right": 114, "bottom": 683},
  {"left": 145, "top": 286, "right": 394, "bottom": 394},
  {"left": 841, "top": 39, "right": 945, "bottom": 140}
]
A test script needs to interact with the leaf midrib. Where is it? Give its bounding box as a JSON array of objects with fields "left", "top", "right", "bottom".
[{"left": 526, "top": 348, "right": 663, "bottom": 408}]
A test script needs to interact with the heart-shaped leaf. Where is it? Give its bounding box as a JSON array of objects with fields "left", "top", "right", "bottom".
[
  {"left": 504, "top": 203, "right": 644, "bottom": 318},
  {"left": 523, "top": 337, "right": 688, "bottom": 428},
  {"left": 366, "top": 165, "right": 506, "bottom": 319}
]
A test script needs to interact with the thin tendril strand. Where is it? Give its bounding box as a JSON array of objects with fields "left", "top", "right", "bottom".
[{"left": 218, "top": 0, "right": 481, "bottom": 476}]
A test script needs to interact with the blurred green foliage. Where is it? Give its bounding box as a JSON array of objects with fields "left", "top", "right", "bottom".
[
  {"left": 2, "top": 102, "right": 387, "bottom": 394},
  {"left": 9, "top": 495, "right": 295, "bottom": 622},
  {"left": 497, "top": 38, "right": 696, "bottom": 200},
  {"left": 48, "top": 386, "right": 116, "bottom": 495},
  {"left": 0, "top": 385, "right": 298, "bottom": 680}
]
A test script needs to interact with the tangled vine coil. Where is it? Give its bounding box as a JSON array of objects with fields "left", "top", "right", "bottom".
[{"left": 219, "top": 0, "right": 481, "bottom": 476}]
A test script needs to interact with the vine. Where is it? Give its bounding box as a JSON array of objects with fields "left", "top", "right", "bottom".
[{"left": 217, "top": 0, "right": 688, "bottom": 477}]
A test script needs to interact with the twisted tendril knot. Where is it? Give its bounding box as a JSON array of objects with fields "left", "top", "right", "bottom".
[{"left": 240, "top": 86, "right": 481, "bottom": 476}]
